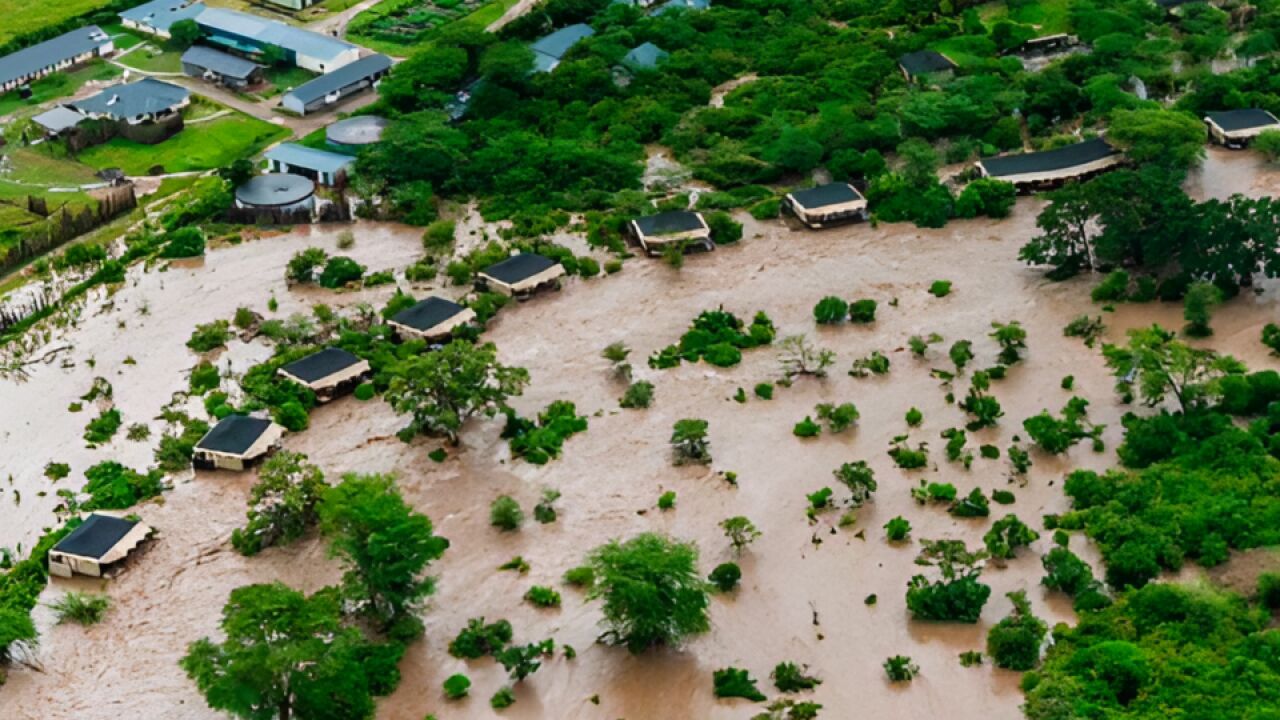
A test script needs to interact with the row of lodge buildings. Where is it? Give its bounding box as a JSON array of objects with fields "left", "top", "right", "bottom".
[{"left": 42, "top": 250, "right": 571, "bottom": 580}]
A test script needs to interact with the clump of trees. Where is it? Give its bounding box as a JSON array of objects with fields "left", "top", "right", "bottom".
[
  {"left": 985, "top": 590, "right": 1047, "bottom": 671},
  {"left": 503, "top": 400, "right": 588, "bottom": 464},
  {"left": 1022, "top": 397, "right": 1105, "bottom": 454},
  {"left": 385, "top": 340, "right": 529, "bottom": 444},
  {"left": 650, "top": 309, "right": 775, "bottom": 369}
]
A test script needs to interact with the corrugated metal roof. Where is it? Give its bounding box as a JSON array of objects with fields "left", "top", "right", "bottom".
[
  {"left": 53, "top": 514, "right": 141, "bottom": 560},
  {"left": 0, "top": 25, "right": 112, "bottom": 88},
  {"left": 265, "top": 143, "right": 355, "bottom": 174},
  {"left": 120, "top": 0, "right": 206, "bottom": 32},
  {"left": 980, "top": 138, "right": 1118, "bottom": 177},
  {"left": 282, "top": 53, "right": 391, "bottom": 104},
  {"left": 235, "top": 173, "right": 315, "bottom": 206},
  {"left": 181, "top": 44, "right": 260, "bottom": 79},
  {"left": 71, "top": 78, "right": 189, "bottom": 120},
  {"left": 623, "top": 42, "right": 668, "bottom": 69},
  {"left": 531, "top": 24, "right": 595, "bottom": 61},
  {"left": 899, "top": 50, "right": 956, "bottom": 76},
  {"left": 195, "top": 415, "right": 276, "bottom": 454},
  {"left": 32, "top": 106, "right": 85, "bottom": 133},
  {"left": 196, "top": 7, "right": 357, "bottom": 63},
  {"left": 1206, "top": 109, "right": 1280, "bottom": 132}
]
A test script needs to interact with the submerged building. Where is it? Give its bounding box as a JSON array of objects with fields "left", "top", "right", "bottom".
[
  {"left": 898, "top": 50, "right": 956, "bottom": 82},
  {"left": 277, "top": 347, "right": 369, "bottom": 402},
  {"left": 477, "top": 254, "right": 566, "bottom": 298},
  {"left": 785, "top": 183, "right": 869, "bottom": 228},
  {"left": 531, "top": 24, "right": 595, "bottom": 73},
  {"left": 48, "top": 513, "right": 152, "bottom": 579},
  {"left": 1204, "top": 109, "right": 1280, "bottom": 149},
  {"left": 976, "top": 138, "right": 1123, "bottom": 192},
  {"left": 630, "top": 210, "right": 713, "bottom": 254},
  {"left": 388, "top": 297, "right": 476, "bottom": 342},
  {"left": 193, "top": 415, "right": 285, "bottom": 471}
]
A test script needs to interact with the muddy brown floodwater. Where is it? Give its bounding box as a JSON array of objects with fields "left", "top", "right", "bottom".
[{"left": 3, "top": 149, "right": 1279, "bottom": 719}]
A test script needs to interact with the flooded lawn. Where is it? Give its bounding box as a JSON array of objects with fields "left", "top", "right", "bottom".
[{"left": 3, "top": 148, "right": 1279, "bottom": 718}]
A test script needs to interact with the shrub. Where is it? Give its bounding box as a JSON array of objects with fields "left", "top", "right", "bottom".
[
  {"left": 1263, "top": 323, "right": 1280, "bottom": 354},
  {"left": 671, "top": 418, "right": 711, "bottom": 465},
  {"left": 44, "top": 462, "right": 71, "bottom": 480},
  {"left": 905, "top": 407, "right": 923, "bottom": 427},
  {"left": 318, "top": 256, "right": 365, "bottom": 289},
  {"left": 793, "top": 417, "right": 822, "bottom": 438},
  {"left": 620, "top": 380, "right": 654, "bottom": 409},
  {"left": 749, "top": 197, "right": 781, "bottom": 220},
  {"left": 929, "top": 280, "right": 952, "bottom": 297},
  {"left": 422, "top": 220, "right": 456, "bottom": 252},
  {"left": 187, "top": 320, "right": 231, "bottom": 352},
  {"left": 525, "top": 585, "right": 561, "bottom": 608},
  {"left": 906, "top": 540, "right": 991, "bottom": 622},
  {"left": 888, "top": 436, "right": 929, "bottom": 469},
  {"left": 160, "top": 226, "right": 206, "bottom": 258},
  {"left": 604, "top": 259, "right": 623, "bottom": 274},
  {"left": 849, "top": 299, "right": 877, "bottom": 323},
  {"left": 1182, "top": 281, "right": 1222, "bottom": 337},
  {"left": 658, "top": 491, "right": 676, "bottom": 510},
  {"left": 286, "top": 247, "right": 328, "bottom": 283},
  {"left": 1091, "top": 270, "right": 1130, "bottom": 302},
  {"left": 992, "top": 490, "right": 1016, "bottom": 504},
  {"left": 850, "top": 350, "right": 890, "bottom": 377},
  {"left": 490, "top": 687, "right": 516, "bottom": 709},
  {"left": 443, "top": 673, "right": 471, "bottom": 700},
  {"left": 504, "top": 401, "right": 588, "bottom": 464},
  {"left": 817, "top": 403, "right": 859, "bottom": 432},
  {"left": 533, "top": 489, "right": 560, "bottom": 524},
  {"left": 1254, "top": 128, "right": 1280, "bottom": 161},
  {"left": 1258, "top": 572, "right": 1280, "bottom": 609},
  {"left": 986, "top": 591, "right": 1047, "bottom": 671},
  {"left": 885, "top": 516, "right": 911, "bottom": 541},
  {"left": 955, "top": 178, "right": 1016, "bottom": 218},
  {"left": 772, "top": 662, "right": 821, "bottom": 692},
  {"left": 950, "top": 488, "right": 991, "bottom": 518},
  {"left": 49, "top": 592, "right": 110, "bottom": 625},
  {"left": 490, "top": 496, "right": 523, "bottom": 531},
  {"left": 706, "top": 212, "right": 743, "bottom": 244},
  {"left": 884, "top": 655, "right": 919, "bottom": 682},
  {"left": 82, "top": 461, "right": 164, "bottom": 510},
  {"left": 984, "top": 514, "right": 1040, "bottom": 559},
  {"left": 272, "top": 401, "right": 309, "bottom": 432},
  {"left": 709, "top": 562, "right": 741, "bottom": 592},
  {"left": 713, "top": 667, "right": 766, "bottom": 701},
  {"left": 754, "top": 383, "right": 774, "bottom": 399},
  {"left": 353, "top": 383, "right": 376, "bottom": 401},
  {"left": 563, "top": 566, "right": 595, "bottom": 587},
  {"left": 83, "top": 408, "right": 122, "bottom": 444},
  {"left": 813, "top": 296, "right": 849, "bottom": 324},
  {"left": 449, "top": 617, "right": 513, "bottom": 658},
  {"left": 190, "top": 361, "right": 220, "bottom": 395}
]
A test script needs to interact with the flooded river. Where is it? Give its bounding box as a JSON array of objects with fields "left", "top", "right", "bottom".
[{"left": 2, "top": 149, "right": 1278, "bottom": 718}]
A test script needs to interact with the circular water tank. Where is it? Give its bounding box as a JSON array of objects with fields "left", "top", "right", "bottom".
[
  {"left": 325, "top": 116, "right": 389, "bottom": 148},
  {"left": 235, "top": 173, "right": 316, "bottom": 208}
]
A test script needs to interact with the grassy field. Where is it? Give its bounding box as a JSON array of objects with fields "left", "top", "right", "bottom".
[
  {"left": 348, "top": 0, "right": 521, "bottom": 55},
  {"left": 0, "top": 61, "right": 122, "bottom": 120},
  {"left": 979, "top": 0, "right": 1074, "bottom": 35},
  {"left": 117, "top": 43, "right": 185, "bottom": 73},
  {"left": 0, "top": 0, "right": 118, "bottom": 46},
  {"left": 75, "top": 110, "right": 290, "bottom": 174},
  {"left": 252, "top": 65, "right": 319, "bottom": 99}
]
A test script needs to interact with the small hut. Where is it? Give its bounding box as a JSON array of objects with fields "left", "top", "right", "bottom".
[
  {"left": 277, "top": 347, "right": 370, "bottom": 402},
  {"left": 976, "top": 138, "right": 1122, "bottom": 192},
  {"left": 193, "top": 415, "right": 285, "bottom": 471},
  {"left": 1204, "top": 109, "right": 1280, "bottom": 149},
  {"left": 49, "top": 513, "right": 152, "bottom": 578},
  {"left": 388, "top": 297, "right": 476, "bottom": 342},
  {"left": 476, "top": 254, "right": 566, "bottom": 298},
  {"left": 898, "top": 50, "right": 956, "bottom": 82},
  {"left": 784, "top": 183, "right": 868, "bottom": 228},
  {"left": 630, "top": 210, "right": 713, "bottom": 255}
]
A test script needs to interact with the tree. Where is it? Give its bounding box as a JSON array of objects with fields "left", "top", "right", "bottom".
[
  {"left": 318, "top": 256, "right": 365, "bottom": 289},
  {"left": 1102, "top": 325, "right": 1240, "bottom": 411},
  {"left": 218, "top": 158, "right": 255, "bottom": 188},
  {"left": 955, "top": 178, "right": 1016, "bottom": 219},
  {"left": 318, "top": 474, "right": 449, "bottom": 628},
  {"left": 0, "top": 607, "right": 36, "bottom": 668},
  {"left": 181, "top": 584, "right": 383, "bottom": 720},
  {"left": 905, "top": 540, "right": 991, "bottom": 623},
  {"left": 778, "top": 335, "right": 836, "bottom": 379},
  {"left": 833, "top": 461, "right": 876, "bottom": 505},
  {"left": 232, "top": 451, "right": 328, "bottom": 556},
  {"left": 585, "top": 533, "right": 711, "bottom": 653},
  {"left": 169, "top": 19, "right": 202, "bottom": 49},
  {"left": 884, "top": 655, "right": 919, "bottom": 682},
  {"left": 983, "top": 514, "right": 1040, "bottom": 560},
  {"left": 1018, "top": 180, "right": 1098, "bottom": 275},
  {"left": 287, "top": 248, "right": 328, "bottom": 284},
  {"left": 671, "top": 418, "right": 711, "bottom": 465},
  {"left": 1182, "top": 281, "right": 1222, "bottom": 337},
  {"left": 1108, "top": 108, "right": 1206, "bottom": 173},
  {"left": 990, "top": 320, "right": 1027, "bottom": 365},
  {"left": 813, "top": 296, "right": 849, "bottom": 324},
  {"left": 720, "top": 516, "right": 761, "bottom": 554},
  {"left": 986, "top": 590, "right": 1047, "bottom": 671},
  {"left": 384, "top": 340, "right": 529, "bottom": 444}
]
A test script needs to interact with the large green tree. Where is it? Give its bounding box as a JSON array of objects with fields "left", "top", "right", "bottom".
[
  {"left": 319, "top": 474, "right": 449, "bottom": 629},
  {"left": 585, "top": 533, "right": 711, "bottom": 653},
  {"left": 231, "top": 451, "right": 329, "bottom": 556},
  {"left": 181, "top": 584, "right": 382, "bottom": 720},
  {"left": 384, "top": 340, "right": 529, "bottom": 444}
]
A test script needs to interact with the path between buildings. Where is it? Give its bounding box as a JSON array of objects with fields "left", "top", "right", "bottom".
[{"left": 487, "top": 0, "right": 539, "bottom": 32}]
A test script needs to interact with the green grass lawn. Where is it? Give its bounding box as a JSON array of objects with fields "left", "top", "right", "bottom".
[
  {"left": 75, "top": 110, "right": 290, "bottom": 174},
  {"left": 254, "top": 65, "right": 319, "bottom": 99},
  {"left": 99, "top": 23, "right": 146, "bottom": 51},
  {"left": 117, "top": 43, "right": 185, "bottom": 73},
  {"left": 979, "top": 0, "right": 1074, "bottom": 35},
  {"left": 0, "top": 61, "right": 122, "bottom": 119},
  {"left": 0, "top": 0, "right": 118, "bottom": 46}
]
